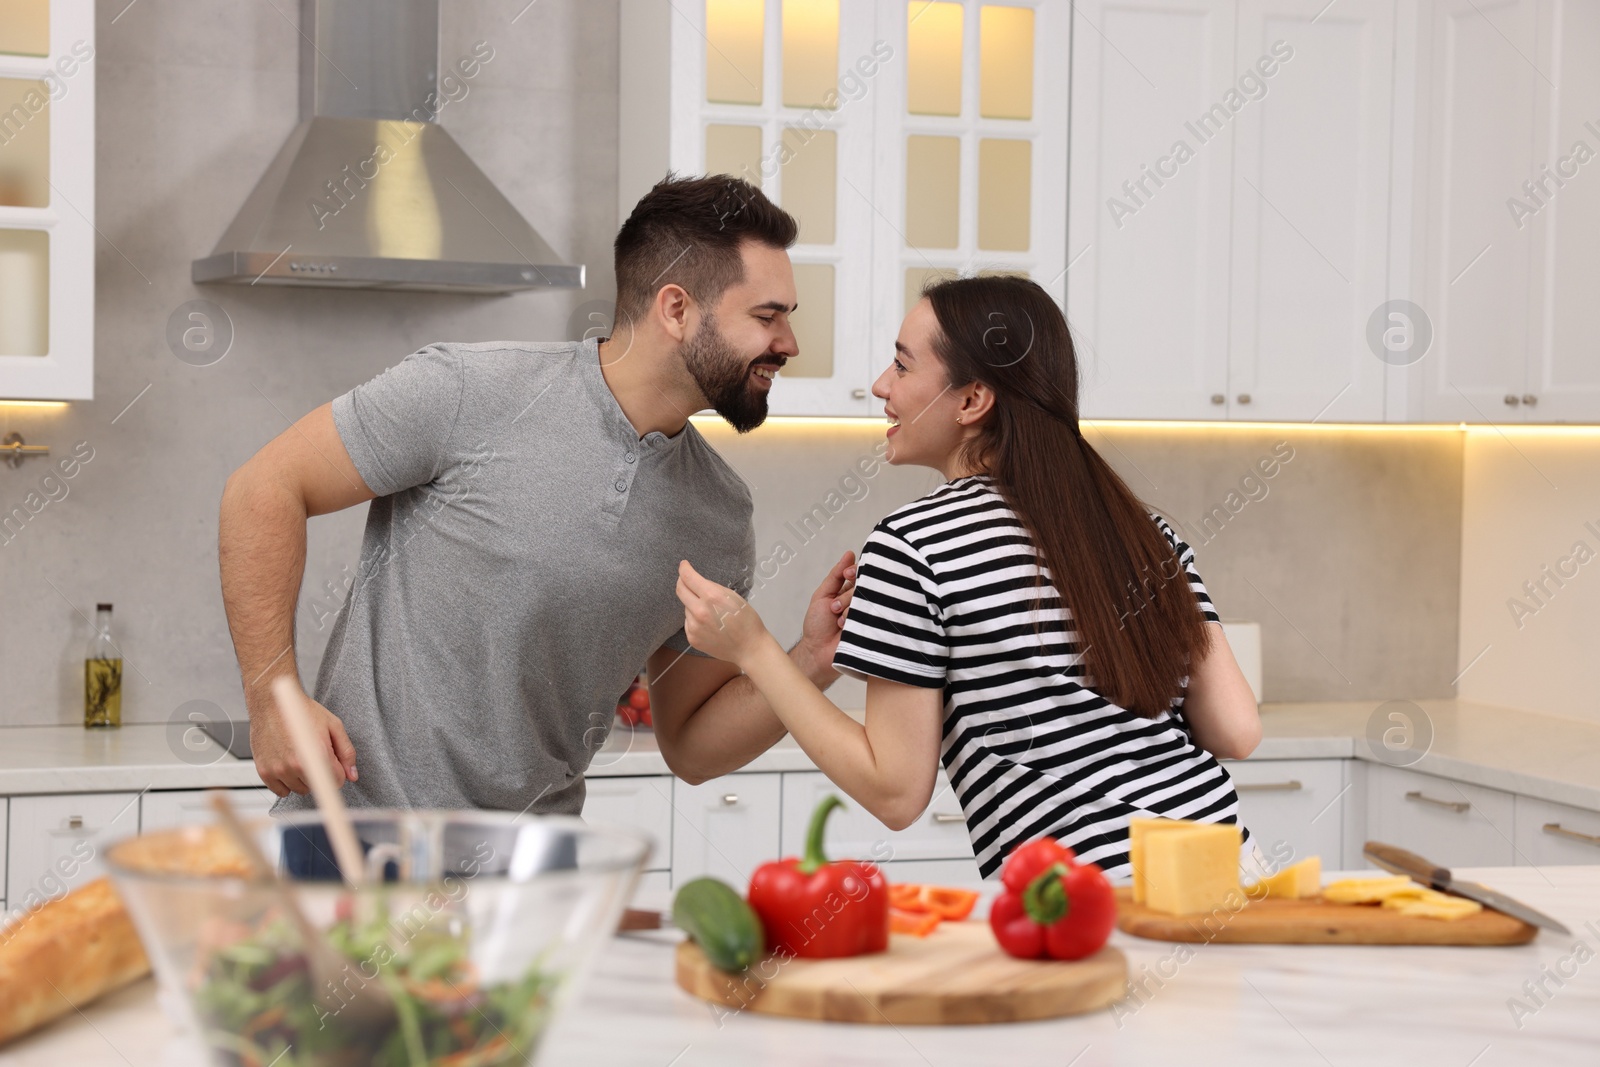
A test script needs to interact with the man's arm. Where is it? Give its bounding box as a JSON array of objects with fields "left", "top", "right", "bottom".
[
  {"left": 218, "top": 401, "right": 376, "bottom": 796},
  {"left": 649, "top": 552, "right": 855, "bottom": 784}
]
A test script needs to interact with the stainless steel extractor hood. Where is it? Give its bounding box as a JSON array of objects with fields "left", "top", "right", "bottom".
[{"left": 192, "top": 0, "right": 583, "bottom": 293}]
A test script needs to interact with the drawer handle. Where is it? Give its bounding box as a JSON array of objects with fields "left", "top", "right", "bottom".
[
  {"left": 720, "top": 794, "right": 739, "bottom": 806},
  {"left": 68, "top": 815, "right": 84, "bottom": 830},
  {"left": 1543, "top": 822, "right": 1600, "bottom": 848},
  {"left": 930, "top": 812, "right": 965, "bottom": 824},
  {"left": 1405, "top": 790, "right": 1470, "bottom": 814},
  {"left": 1237, "top": 780, "right": 1303, "bottom": 793}
]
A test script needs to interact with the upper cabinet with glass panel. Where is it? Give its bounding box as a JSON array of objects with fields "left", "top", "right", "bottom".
[
  {"left": 618, "top": 0, "right": 1065, "bottom": 416},
  {"left": 0, "top": 0, "right": 50, "bottom": 57},
  {"left": 881, "top": 0, "right": 1065, "bottom": 329},
  {"left": 0, "top": 0, "right": 95, "bottom": 400}
]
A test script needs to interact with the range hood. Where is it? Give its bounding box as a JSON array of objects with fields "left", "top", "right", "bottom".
[{"left": 193, "top": 0, "right": 583, "bottom": 293}]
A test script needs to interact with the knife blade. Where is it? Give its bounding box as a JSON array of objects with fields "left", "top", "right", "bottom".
[{"left": 1363, "top": 841, "right": 1570, "bottom": 934}]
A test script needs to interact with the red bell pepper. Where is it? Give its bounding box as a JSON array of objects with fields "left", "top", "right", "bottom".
[
  {"left": 988, "top": 837, "right": 1117, "bottom": 961},
  {"left": 747, "top": 795, "right": 890, "bottom": 959}
]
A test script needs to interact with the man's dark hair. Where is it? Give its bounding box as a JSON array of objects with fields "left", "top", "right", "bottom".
[{"left": 613, "top": 173, "right": 798, "bottom": 327}]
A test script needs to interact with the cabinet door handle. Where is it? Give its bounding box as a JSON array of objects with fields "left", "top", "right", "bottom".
[
  {"left": 930, "top": 812, "right": 965, "bottom": 824},
  {"left": 1237, "top": 780, "right": 1302, "bottom": 792},
  {"left": 1522, "top": 394, "right": 1538, "bottom": 407},
  {"left": 851, "top": 388, "right": 867, "bottom": 400},
  {"left": 1210, "top": 394, "right": 1226, "bottom": 405},
  {"left": 1405, "top": 790, "right": 1470, "bottom": 813},
  {"left": 1543, "top": 822, "right": 1600, "bottom": 848},
  {"left": 1504, "top": 394, "right": 1521, "bottom": 406},
  {"left": 1236, "top": 393, "right": 1252, "bottom": 404},
  {"left": 720, "top": 794, "right": 739, "bottom": 806}
]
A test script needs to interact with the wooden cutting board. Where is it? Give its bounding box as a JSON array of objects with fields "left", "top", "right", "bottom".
[
  {"left": 1113, "top": 887, "right": 1538, "bottom": 945},
  {"left": 675, "top": 921, "right": 1127, "bottom": 1025}
]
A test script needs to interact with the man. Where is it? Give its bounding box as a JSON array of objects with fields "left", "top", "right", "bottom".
[{"left": 218, "top": 175, "right": 855, "bottom": 818}]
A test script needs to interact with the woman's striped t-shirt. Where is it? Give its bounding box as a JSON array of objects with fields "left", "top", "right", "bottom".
[{"left": 833, "top": 474, "right": 1252, "bottom": 880}]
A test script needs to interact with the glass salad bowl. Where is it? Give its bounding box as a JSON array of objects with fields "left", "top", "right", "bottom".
[{"left": 105, "top": 809, "right": 650, "bottom": 1067}]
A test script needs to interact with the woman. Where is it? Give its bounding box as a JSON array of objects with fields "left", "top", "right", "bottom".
[{"left": 677, "top": 275, "right": 1263, "bottom": 880}]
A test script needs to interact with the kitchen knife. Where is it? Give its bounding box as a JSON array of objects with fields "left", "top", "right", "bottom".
[
  {"left": 616, "top": 908, "right": 676, "bottom": 933},
  {"left": 1363, "top": 841, "right": 1570, "bottom": 934}
]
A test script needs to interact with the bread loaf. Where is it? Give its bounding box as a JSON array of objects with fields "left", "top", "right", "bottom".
[{"left": 0, "top": 878, "right": 151, "bottom": 1046}]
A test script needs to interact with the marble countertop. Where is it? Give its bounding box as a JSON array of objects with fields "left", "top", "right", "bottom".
[
  {"left": 0, "top": 724, "right": 261, "bottom": 794},
  {"left": 3, "top": 700, "right": 1599, "bottom": 815},
  {"left": 1243, "top": 700, "right": 1600, "bottom": 812},
  {"left": 4, "top": 865, "right": 1596, "bottom": 1066}
]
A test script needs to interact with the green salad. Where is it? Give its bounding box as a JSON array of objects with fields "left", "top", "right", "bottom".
[{"left": 191, "top": 895, "right": 555, "bottom": 1067}]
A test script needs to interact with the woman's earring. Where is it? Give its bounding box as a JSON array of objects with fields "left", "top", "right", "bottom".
[{"left": 956, "top": 417, "right": 962, "bottom": 424}]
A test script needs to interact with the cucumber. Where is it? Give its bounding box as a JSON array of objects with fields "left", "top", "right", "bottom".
[{"left": 672, "top": 876, "right": 765, "bottom": 972}]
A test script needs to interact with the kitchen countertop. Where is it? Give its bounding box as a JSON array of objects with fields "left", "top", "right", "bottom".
[
  {"left": 0, "top": 724, "right": 261, "bottom": 794},
  {"left": 4, "top": 865, "right": 1596, "bottom": 1066},
  {"left": 1241, "top": 699, "right": 1600, "bottom": 812},
  {"left": 2, "top": 700, "right": 1599, "bottom": 814}
]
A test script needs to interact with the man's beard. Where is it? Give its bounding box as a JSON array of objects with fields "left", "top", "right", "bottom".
[{"left": 682, "top": 313, "right": 771, "bottom": 434}]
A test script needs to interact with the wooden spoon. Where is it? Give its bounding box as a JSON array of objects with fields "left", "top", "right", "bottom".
[{"left": 206, "top": 791, "right": 394, "bottom": 1026}]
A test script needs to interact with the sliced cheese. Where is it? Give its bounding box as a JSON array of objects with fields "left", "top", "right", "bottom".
[
  {"left": 1380, "top": 887, "right": 1483, "bottom": 920},
  {"left": 1141, "top": 822, "right": 1242, "bottom": 917},
  {"left": 1128, "top": 818, "right": 1192, "bottom": 904},
  {"left": 1321, "top": 876, "right": 1418, "bottom": 904},
  {"left": 1249, "top": 856, "right": 1322, "bottom": 900}
]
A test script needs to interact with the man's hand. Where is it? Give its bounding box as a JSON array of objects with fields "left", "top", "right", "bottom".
[
  {"left": 249, "top": 689, "right": 358, "bottom": 797},
  {"left": 793, "top": 551, "right": 856, "bottom": 684},
  {"left": 676, "top": 560, "right": 774, "bottom": 667}
]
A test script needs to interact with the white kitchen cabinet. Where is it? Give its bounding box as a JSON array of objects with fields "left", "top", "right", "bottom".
[
  {"left": 1519, "top": 0, "right": 1600, "bottom": 422},
  {"left": 139, "top": 788, "right": 277, "bottom": 834},
  {"left": 0, "top": 0, "right": 95, "bottom": 400},
  {"left": 1406, "top": 0, "right": 1539, "bottom": 423},
  {"left": 1071, "top": 0, "right": 1394, "bottom": 422},
  {"left": 1404, "top": 0, "right": 1600, "bottom": 423},
  {"left": 1226, "top": 0, "right": 1393, "bottom": 422},
  {"left": 1225, "top": 758, "right": 1348, "bottom": 870},
  {"left": 671, "top": 772, "right": 782, "bottom": 888},
  {"left": 6, "top": 791, "right": 139, "bottom": 907},
  {"left": 619, "top": 0, "right": 1067, "bottom": 416},
  {"left": 1364, "top": 764, "right": 1515, "bottom": 867},
  {"left": 582, "top": 775, "right": 673, "bottom": 873},
  {"left": 1512, "top": 794, "right": 1600, "bottom": 867},
  {"left": 780, "top": 770, "right": 975, "bottom": 864},
  {"left": 1067, "top": 0, "right": 1236, "bottom": 421}
]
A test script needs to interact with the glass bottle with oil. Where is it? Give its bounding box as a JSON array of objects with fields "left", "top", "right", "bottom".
[{"left": 84, "top": 602, "right": 122, "bottom": 728}]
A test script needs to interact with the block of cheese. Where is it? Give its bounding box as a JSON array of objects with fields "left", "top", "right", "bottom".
[
  {"left": 1250, "top": 856, "right": 1322, "bottom": 900},
  {"left": 1128, "top": 818, "right": 1194, "bottom": 904},
  {"left": 1141, "top": 822, "right": 1243, "bottom": 916}
]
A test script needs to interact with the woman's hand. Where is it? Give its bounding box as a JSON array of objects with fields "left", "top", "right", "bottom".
[{"left": 676, "top": 560, "right": 774, "bottom": 667}]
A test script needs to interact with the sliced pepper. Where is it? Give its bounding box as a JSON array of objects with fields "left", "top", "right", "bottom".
[
  {"left": 888, "top": 883, "right": 925, "bottom": 911},
  {"left": 890, "top": 908, "right": 942, "bottom": 938},
  {"left": 918, "top": 885, "right": 979, "bottom": 921}
]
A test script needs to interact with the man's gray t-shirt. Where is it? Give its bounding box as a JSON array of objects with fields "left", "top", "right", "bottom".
[{"left": 273, "top": 338, "right": 754, "bottom": 818}]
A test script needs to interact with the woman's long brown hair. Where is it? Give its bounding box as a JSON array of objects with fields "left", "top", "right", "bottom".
[{"left": 923, "top": 275, "right": 1208, "bottom": 717}]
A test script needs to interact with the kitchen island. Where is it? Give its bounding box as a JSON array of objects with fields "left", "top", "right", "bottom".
[{"left": 4, "top": 866, "right": 1596, "bottom": 1066}]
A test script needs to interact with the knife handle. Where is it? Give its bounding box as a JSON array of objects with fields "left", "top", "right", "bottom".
[{"left": 1363, "top": 841, "right": 1451, "bottom": 886}]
